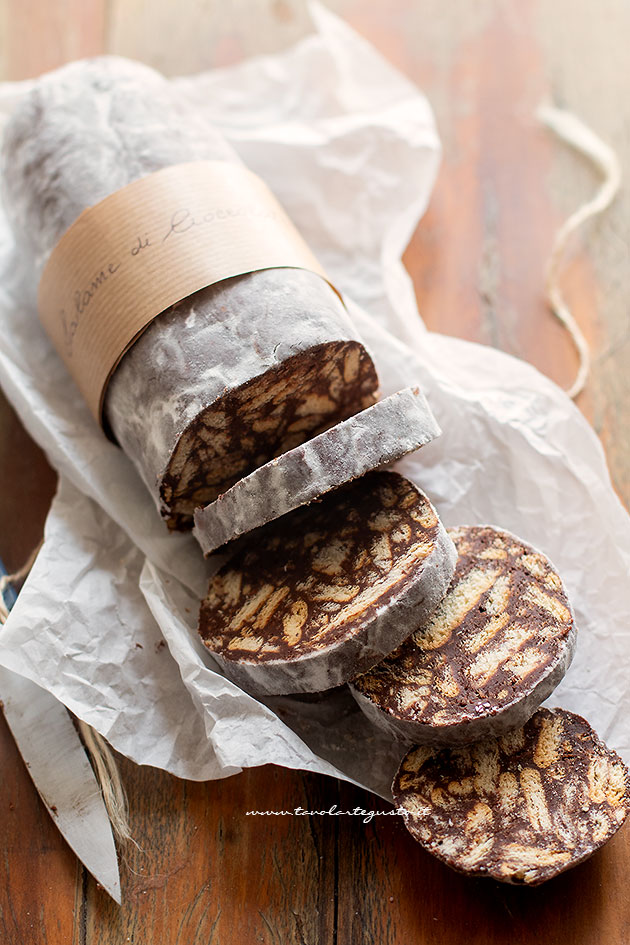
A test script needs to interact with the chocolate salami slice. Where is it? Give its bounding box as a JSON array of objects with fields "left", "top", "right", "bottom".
[
  {"left": 351, "top": 526, "right": 576, "bottom": 745},
  {"left": 392, "top": 708, "right": 630, "bottom": 885},
  {"left": 198, "top": 471, "right": 456, "bottom": 695},
  {"left": 1, "top": 57, "right": 378, "bottom": 529},
  {"left": 193, "top": 387, "right": 440, "bottom": 555}
]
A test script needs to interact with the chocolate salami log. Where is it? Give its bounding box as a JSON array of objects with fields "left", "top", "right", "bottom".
[
  {"left": 1, "top": 57, "right": 378, "bottom": 529},
  {"left": 393, "top": 708, "right": 630, "bottom": 884},
  {"left": 193, "top": 386, "right": 440, "bottom": 555},
  {"left": 350, "top": 526, "right": 576, "bottom": 746},
  {"left": 198, "top": 471, "right": 457, "bottom": 695}
]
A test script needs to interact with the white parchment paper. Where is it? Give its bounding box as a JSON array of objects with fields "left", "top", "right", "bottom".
[{"left": 0, "top": 3, "right": 628, "bottom": 802}]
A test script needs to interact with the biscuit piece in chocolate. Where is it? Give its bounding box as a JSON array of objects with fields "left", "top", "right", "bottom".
[
  {"left": 156, "top": 328, "right": 378, "bottom": 529},
  {"left": 1, "top": 57, "right": 379, "bottom": 530},
  {"left": 198, "top": 471, "right": 456, "bottom": 695},
  {"left": 193, "top": 387, "right": 440, "bottom": 555},
  {"left": 350, "top": 526, "right": 576, "bottom": 745},
  {"left": 392, "top": 708, "right": 630, "bottom": 885}
]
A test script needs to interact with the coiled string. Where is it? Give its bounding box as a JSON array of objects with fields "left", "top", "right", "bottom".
[{"left": 538, "top": 104, "right": 622, "bottom": 399}]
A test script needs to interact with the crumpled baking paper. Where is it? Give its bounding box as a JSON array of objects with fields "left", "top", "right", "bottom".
[{"left": 0, "top": 3, "right": 628, "bottom": 803}]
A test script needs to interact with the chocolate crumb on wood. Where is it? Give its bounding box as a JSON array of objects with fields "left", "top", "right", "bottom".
[
  {"left": 198, "top": 471, "right": 456, "bottom": 695},
  {"left": 193, "top": 386, "right": 441, "bottom": 555},
  {"left": 392, "top": 708, "right": 630, "bottom": 885},
  {"left": 1, "top": 57, "right": 378, "bottom": 530},
  {"left": 350, "top": 526, "right": 576, "bottom": 745}
]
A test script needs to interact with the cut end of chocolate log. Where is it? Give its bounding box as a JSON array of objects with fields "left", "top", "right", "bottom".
[
  {"left": 350, "top": 525, "right": 576, "bottom": 746},
  {"left": 198, "top": 471, "right": 457, "bottom": 696},
  {"left": 193, "top": 386, "right": 441, "bottom": 555},
  {"left": 392, "top": 708, "right": 630, "bottom": 885},
  {"left": 160, "top": 336, "right": 378, "bottom": 530}
]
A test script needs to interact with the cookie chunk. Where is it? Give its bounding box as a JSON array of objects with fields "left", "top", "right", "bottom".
[
  {"left": 392, "top": 708, "right": 630, "bottom": 884},
  {"left": 351, "top": 526, "right": 576, "bottom": 745},
  {"left": 198, "top": 471, "right": 456, "bottom": 695}
]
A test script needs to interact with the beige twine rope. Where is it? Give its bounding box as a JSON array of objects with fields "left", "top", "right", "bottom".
[
  {"left": 538, "top": 104, "right": 622, "bottom": 399},
  {"left": 0, "top": 543, "right": 132, "bottom": 845},
  {"left": 76, "top": 719, "right": 134, "bottom": 844}
]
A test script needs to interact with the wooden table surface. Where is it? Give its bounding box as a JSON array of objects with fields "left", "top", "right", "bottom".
[{"left": 1, "top": 1, "right": 630, "bottom": 943}]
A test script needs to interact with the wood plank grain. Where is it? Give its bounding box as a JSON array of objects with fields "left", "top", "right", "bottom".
[
  {"left": 340, "top": 0, "right": 602, "bottom": 411},
  {"left": 0, "top": 0, "right": 105, "bottom": 80},
  {"left": 323, "top": 0, "right": 630, "bottom": 940},
  {"left": 0, "top": 711, "right": 79, "bottom": 945},
  {"left": 534, "top": 0, "right": 630, "bottom": 501},
  {"left": 0, "top": 6, "right": 104, "bottom": 944},
  {"left": 0, "top": 395, "right": 57, "bottom": 573},
  {"left": 80, "top": 760, "right": 338, "bottom": 944},
  {"left": 106, "top": 0, "right": 313, "bottom": 75},
  {"left": 0, "top": 395, "right": 65, "bottom": 945}
]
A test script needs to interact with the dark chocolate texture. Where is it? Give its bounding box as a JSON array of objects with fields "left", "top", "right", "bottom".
[
  {"left": 351, "top": 526, "right": 576, "bottom": 745},
  {"left": 392, "top": 708, "right": 630, "bottom": 884},
  {"left": 198, "top": 471, "right": 457, "bottom": 695}
]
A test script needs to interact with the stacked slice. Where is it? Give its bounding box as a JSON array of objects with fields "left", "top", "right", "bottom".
[
  {"left": 350, "top": 526, "right": 577, "bottom": 745},
  {"left": 350, "top": 526, "right": 627, "bottom": 882},
  {"left": 193, "top": 387, "right": 439, "bottom": 555},
  {"left": 192, "top": 369, "right": 627, "bottom": 885},
  {"left": 195, "top": 383, "right": 457, "bottom": 693},
  {"left": 198, "top": 471, "right": 455, "bottom": 694}
]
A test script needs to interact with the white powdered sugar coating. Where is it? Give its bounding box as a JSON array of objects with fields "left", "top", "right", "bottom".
[{"left": 193, "top": 386, "right": 441, "bottom": 555}]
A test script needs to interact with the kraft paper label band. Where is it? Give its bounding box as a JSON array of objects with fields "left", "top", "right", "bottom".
[{"left": 37, "top": 160, "right": 333, "bottom": 429}]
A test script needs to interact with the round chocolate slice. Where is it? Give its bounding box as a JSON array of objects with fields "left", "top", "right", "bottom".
[
  {"left": 392, "top": 708, "right": 630, "bottom": 885},
  {"left": 350, "top": 525, "right": 576, "bottom": 745},
  {"left": 198, "top": 471, "right": 456, "bottom": 695},
  {"left": 193, "top": 387, "right": 440, "bottom": 555}
]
